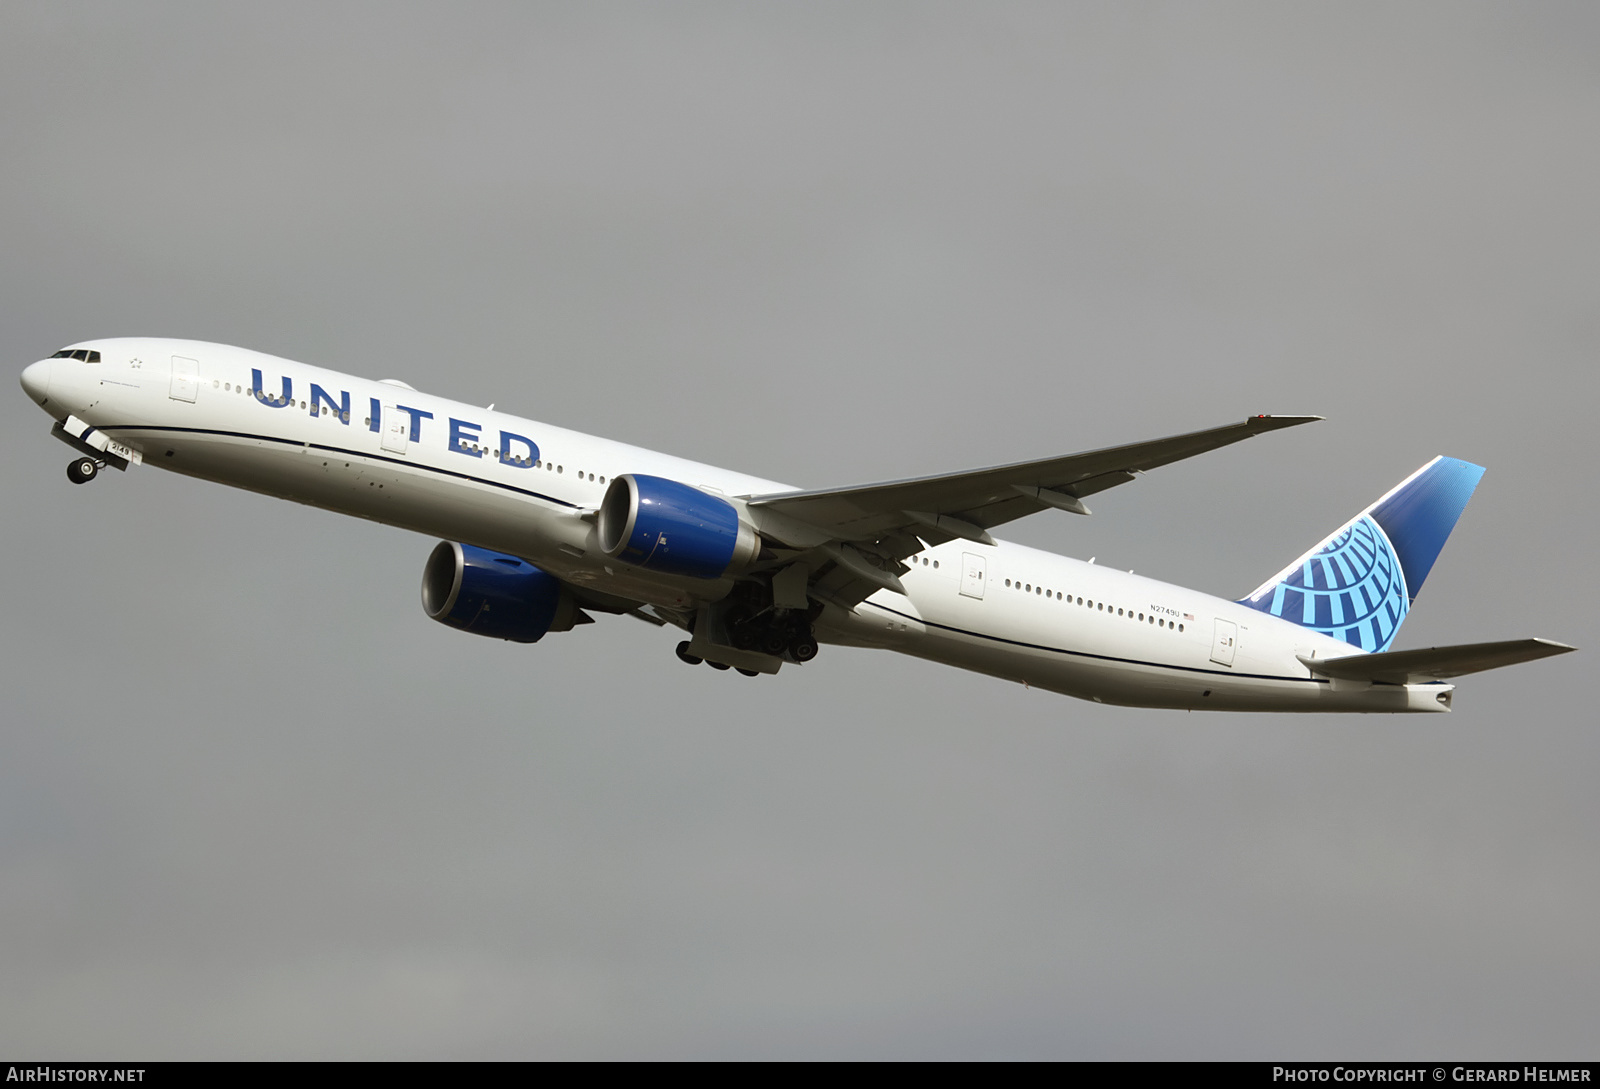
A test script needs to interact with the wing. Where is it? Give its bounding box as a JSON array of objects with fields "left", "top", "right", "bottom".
[
  {"left": 1298, "top": 638, "right": 1575, "bottom": 685},
  {"left": 747, "top": 414, "right": 1318, "bottom": 540},
  {"left": 741, "top": 414, "right": 1320, "bottom": 606}
]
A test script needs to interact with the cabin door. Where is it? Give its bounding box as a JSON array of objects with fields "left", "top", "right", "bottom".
[
  {"left": 380, "top": 404, "right": 408, "bottom": 454},
  {"left": 169, "top": 356, "right": 199, "bottom": 402},
  {"left": 960, "top": 552, "right": 986, "bottom": 600},
  {"left": 1210, "top": 619, "right": 1238, "bottom": 667}
]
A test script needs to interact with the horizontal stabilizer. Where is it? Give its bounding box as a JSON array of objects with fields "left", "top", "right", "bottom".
[{"left": 1298, "top": 638, "right": 1575, "bottom": 684}]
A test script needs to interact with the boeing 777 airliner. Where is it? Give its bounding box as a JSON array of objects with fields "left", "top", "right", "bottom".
[{"left": 19, "top": 339, "right": 1573, "bottom": 712}]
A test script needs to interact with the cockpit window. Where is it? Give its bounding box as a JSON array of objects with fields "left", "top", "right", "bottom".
[{"left": 50, "top": 349, "right": 101, "bottom": 362}]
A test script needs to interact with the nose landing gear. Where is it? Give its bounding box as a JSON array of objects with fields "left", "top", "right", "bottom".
[{"left": 66, "top": 456, "right": 100, "bottom": 484}]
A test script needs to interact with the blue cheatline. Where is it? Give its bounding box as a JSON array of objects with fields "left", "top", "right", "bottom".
[{"left": 1238, "top": 456, "right": 1485, "bottom": 652}]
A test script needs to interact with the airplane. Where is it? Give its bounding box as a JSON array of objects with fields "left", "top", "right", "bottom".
[{"left": 19, "top": 338, "right": 1573, "bottom": 713}]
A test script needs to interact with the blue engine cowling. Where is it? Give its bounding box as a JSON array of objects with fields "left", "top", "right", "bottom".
[
  {"left": 421, "top": 541, "right": 577, "bottom": 642},
  {"left": 597, "top": 474, "right": 760, "bottom": 580}
]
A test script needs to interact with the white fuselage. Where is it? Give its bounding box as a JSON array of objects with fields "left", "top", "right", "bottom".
[{"left": 24, "top": 339, "right": 1452, "bottom": 713}]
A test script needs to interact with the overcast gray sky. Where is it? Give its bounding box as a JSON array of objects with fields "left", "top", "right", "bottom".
[{"left": 2, "top": 2, "right": 1595, "bottom": 1059}]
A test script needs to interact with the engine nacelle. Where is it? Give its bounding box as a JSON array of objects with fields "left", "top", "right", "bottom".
[
  {"left": 421, "top": 541, "right": 578, "bottom": 642},
  {"left": 597, "top": 474, "right": 760, "bottom": 580}
]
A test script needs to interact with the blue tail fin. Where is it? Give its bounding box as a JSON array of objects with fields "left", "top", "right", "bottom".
[{"left": 1238, "top": 456, "right": 1485, "bottom": 652}]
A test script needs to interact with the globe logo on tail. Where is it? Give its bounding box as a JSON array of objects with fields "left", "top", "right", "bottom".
[{"left": 1252, "top": 515, "right": 1409, "bottom": 652}]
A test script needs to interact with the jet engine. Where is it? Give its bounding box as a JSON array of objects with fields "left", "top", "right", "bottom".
[
  {"left": 421, "top": 541, "right": 579, "bottom": 642},
  {"left": 597, "top": 474, "right": 760, "bottom": 580}
]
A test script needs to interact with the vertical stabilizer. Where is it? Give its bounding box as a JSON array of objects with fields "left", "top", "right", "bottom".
[{"left": 1238, "top": 457, "right": 1485, "bottom": 652}]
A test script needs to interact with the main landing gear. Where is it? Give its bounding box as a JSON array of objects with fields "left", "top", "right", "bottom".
[
  {"left": 678, "top": 643, "right": 765, "bottom": 677},
  {"left": 722, "top": 603, "right": 820, "bottom": 663},
  {"left": 673, "top": 577, "right": 823, "bottom": 677},
  {"left": 673, "top": 606, "right": 822, "bottom": 677},
  {"left": 66, "top": 456, "right": 100, "bottom": 484}
]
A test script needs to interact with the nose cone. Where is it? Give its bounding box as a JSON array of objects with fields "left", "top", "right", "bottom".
[{"left": 20, "top": 359, "right": 53, "bottom": 405}]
